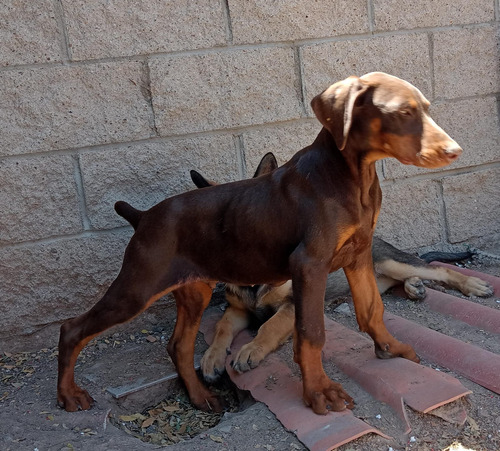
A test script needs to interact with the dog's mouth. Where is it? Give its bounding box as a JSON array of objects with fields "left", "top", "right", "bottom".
[{"left": 413, "top": 149, "right": 461, "bottom": 169}]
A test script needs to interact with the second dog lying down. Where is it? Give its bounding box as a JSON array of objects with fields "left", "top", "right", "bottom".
[{"left": 189, "top": 153, "right": 494, "bottom": 381}]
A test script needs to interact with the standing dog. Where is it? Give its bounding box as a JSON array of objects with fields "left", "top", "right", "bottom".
[
  {"left": 189, "top": 153, "right": 493, "bottom": 380},
  {"left": 58, "top": 72, "right": 462, "bottom": 415}
]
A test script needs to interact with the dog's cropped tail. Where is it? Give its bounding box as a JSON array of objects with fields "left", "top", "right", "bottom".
[
  {"left": 114, "top": 201, "right": 143, "bottom": 230},
  {"left": 190, "top": 170, "right": 213, "bottom": 189}
]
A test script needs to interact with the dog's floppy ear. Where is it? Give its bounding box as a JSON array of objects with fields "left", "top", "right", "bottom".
[
  {"left": 190, "top": 169, "right": 215, "bottom": 189},
  {"left": 253, "top": 152, "right": 278, "bottom": 178},
  {"left": 311, "top": 76, "right": 370, "bottom": 150}
]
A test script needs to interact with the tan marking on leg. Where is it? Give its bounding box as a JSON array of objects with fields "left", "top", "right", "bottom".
[
  {"left": 232, "top": 302, "right": 294, "bottom": 372},
  {"left": 170, "top": 282, "right": 222, "bottom": 412},
  {"left": 201, "top": 305, "right": 249, "bottom": 381},
  {"left": 376, "top": 260, "right": 493, "bottom": 297},
  {"left": 295, "top": 339, "right": 354, "bottom": 414},
  {"left": 345, "top": 261, "right": 419, "bottom": 362}
]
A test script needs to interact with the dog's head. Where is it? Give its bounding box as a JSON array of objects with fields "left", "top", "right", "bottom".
[
  {"left": 311, "top": 72, "right": 462, "bottom": 169},
  {"left": 190, "top": 152, "right": 278, "bottom": 188}
]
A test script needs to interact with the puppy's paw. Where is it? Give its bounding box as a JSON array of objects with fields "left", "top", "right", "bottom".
[
  {"left": 57, "top": 385, "right": 94, "bottom": 412},
  {"left": 375, "top": 340, "right": 420, "bottom": 363},
  {"left": 404, "top": 276, "right": 426, "bottom": 300},
  {"left": 461, "top": 276, "right": 494, "bottom": 297},
  {"left": 231, "top": 342, "right": 267, "bottom": 373},
  {"left": 200, "top": 345, "right": 230, "bottom": 382},
  {"left": 190, "top": 390, "right": 225, "bottom": 413},
  {"left": 303, "top": 378, "right": 354, "bottom": 415}
]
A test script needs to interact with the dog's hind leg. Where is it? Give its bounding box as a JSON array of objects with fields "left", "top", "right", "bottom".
[
  {"left": 375, "top": 259, "right": 493, "bottom": 298},
  {"left": 375, "top": 270, "right": 426, "bottom": 300},
  {"left": 168, "top": 282, "right": 223, "bottom": 412},
  {"left": 57, "top": 270, "right": 169, "bottom": 411}
]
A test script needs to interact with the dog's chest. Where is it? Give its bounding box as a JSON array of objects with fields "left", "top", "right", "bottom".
[{"left": 330, "top": 223, "right": 375, "bottom": 271}]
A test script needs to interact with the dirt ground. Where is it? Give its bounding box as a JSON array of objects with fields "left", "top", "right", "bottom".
[{"left": 1, "top": 254, "right": 499, "bottom": 451}]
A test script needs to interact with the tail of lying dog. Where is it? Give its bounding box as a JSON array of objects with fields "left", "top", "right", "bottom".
[{"left": 114, "top": 201, "right": 143, "bottom": 230}]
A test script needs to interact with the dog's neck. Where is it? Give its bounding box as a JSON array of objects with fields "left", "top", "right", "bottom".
[{"left": 315, "top": 128, "right": 381, "bottom": 210}]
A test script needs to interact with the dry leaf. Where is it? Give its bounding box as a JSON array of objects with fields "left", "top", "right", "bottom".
[
  {"left": 141, "top": 417, "right": 155, "bottom": 428},
  {"left": 163, "top": 405, "right": 180, "bottom": 412},
  {"left": 119, "top": 413, "right": 145, "bottom": 422},
  {"left": 467, "top": 416, "right": 480, "bottom": 432},
  {"left": 178, "top": 422, "right": 187, "bottom": 434},
  {"left": 119, "top": 415, "right": 137, "bottom": 422},
  {"left": 210, "top": 435, "right": 224, "bottom": 443}
]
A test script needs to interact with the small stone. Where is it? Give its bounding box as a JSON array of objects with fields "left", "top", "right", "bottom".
[{"left": 335, "top": 303, "right": 352, "bottom": 315}]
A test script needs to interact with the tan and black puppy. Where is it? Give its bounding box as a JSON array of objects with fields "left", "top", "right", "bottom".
[
  {"left": 190, "top": 154, "right": 493, "bottom": 381},
  {"left": 58, "top": 72, "right": 463, "bottom": 415}
]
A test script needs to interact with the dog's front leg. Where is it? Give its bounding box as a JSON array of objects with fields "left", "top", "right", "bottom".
[
  {"left": 232, "top": 301, "right": 295, "bottom": 373},
  {"left": 201, "top": 305, "right": 249, "bottom": 382},
  {"left": 290, "top": 248, "right": 354, "bottom": 414},
  {"left": 344, "top": 250, "right": 419, "bottom": 362}
]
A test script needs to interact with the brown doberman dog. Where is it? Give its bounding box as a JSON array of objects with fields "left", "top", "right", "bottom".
[
  {"left": 57, "top": 72, "right": 462, "bottom": 415},
  {"left": 189, "top": 153, "right": 493, "bottom": 380}
]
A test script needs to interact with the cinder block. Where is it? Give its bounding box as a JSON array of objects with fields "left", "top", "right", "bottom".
[
  {"left": 373, "top": 0, "right": 494, "bottom": 31},
  {"left": 80, "top": 135, "right": 239, "bottom": 229},
  {"left": 149, "top": 47, "right": 303, "bottom": 136},
  {"left": 443, "top": 168, "right": 500, "bottom": 243},
  {"left": 0, "top": 155, "right": 82, "bottom": 245},
  {"left": 0, "top": 231, "right": 132, "bottom": 351},
  {"left": 229, "top": 0, "right": 368, "bottom": 44},
  {"left": 433, "top": 27, "right": 499, "bottom": 99},
  {"left": 376, "top": 180, "right": 443, "bottom": 249},
  {"left": 62, "top": 0, "right": 227, "bottom": 60},
  {"left": 0, "top": 62, "right": 153, "bottom": 156},
  {"left": 384, "top": 97, "right": 500, "bottom": 179},
  {"left": 301, "top": 33, "right": 431, "bottom": 113},
  {"left": 242, "top": 121, "right": 320, "bottom": 176},
  {"left": 0, "top": 0, "right": 63, "bottom": 66}
]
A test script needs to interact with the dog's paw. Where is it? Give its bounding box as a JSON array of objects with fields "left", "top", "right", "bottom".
[
  {"left": 461, "top": 276, "right": 494, "bottom": 297},
  {"left": 57, "top": 385, "right": 94, "bottom": 412},
  {"left": 231, "top": 342, "right": 266, "bottom": 373},
  {"left": 190, "top": 390, "right": 225, "bottom": 413},
  {"left": 200, "top": 346, "right": 230, "bottom": 382},
  {"left": 375, "top": 340, "right": 420, "bottom": 363},
  {"left": 404, "top": 276, "right": 426, "bottom": 300},
  {"left": 303, "top": 378, "right": 354, "bottom": 415}
]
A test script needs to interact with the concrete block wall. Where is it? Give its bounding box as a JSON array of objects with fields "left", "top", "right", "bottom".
[{"left": 1, "top": 1, "right": 498, "bottom": 351}]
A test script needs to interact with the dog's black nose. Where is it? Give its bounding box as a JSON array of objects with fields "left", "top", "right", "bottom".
[{"left": 444, "top": 144, "right": 462, "bottom": 160}]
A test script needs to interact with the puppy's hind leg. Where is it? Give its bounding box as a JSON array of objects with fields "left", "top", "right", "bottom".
[
  {"left": 375, "top": 259, "right": 427, "bottom": 300},
  {"left": 57, "top": 270, "right": 170, "bottom": 411},
  {"left": 169, "top": 282, "right": 224, "bottom": 413}
]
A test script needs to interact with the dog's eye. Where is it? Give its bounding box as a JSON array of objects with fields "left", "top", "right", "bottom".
[{"left": 400, "top": 109, "right": 413, "bottom": 117}]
